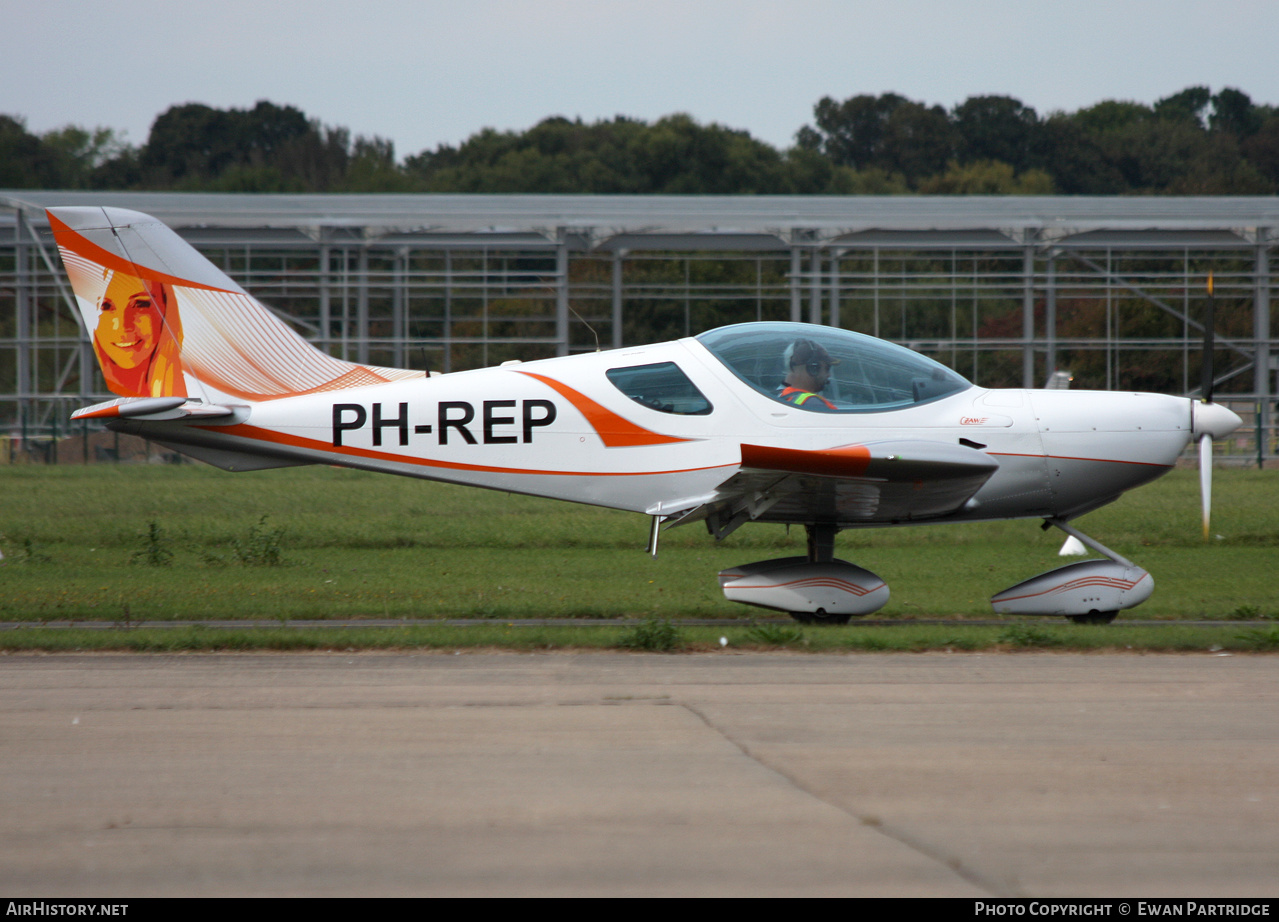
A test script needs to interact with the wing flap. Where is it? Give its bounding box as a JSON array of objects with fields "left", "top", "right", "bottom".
[{"left": 667, "top": 439, "right": 999, "bottom": 535}]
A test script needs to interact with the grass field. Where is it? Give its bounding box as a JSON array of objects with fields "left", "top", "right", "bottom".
[
  {"left": 1, "top": 464, "right": 1276, "bottom": 646},
  {"left": 3, "top": 622, "right": 1278, "bottom": 654}
]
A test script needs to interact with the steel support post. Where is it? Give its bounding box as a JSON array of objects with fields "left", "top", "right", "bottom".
[
  {"left": 1183, "top": 251, "right": 1191, "bottom": 393},
  {"left": 15, "top": 214, "right": 31, "bottom": 425},
  {"left": 808, "top": 249, "right": 822, "bottom": 325},
  {"left": 949, "top": 250, "right": 958, "bottom": 370},
  {"left": 789, "top": 246, "right": 802, "bottom": 322},
  {"left": 873, "top": 249, "right": 880, "bottom": 339},
  {"left": 754, "top": 256, "right": 763, "bottom": 322},
  {"left": 1046, "top": 254, "right": 1057, "bottom": 377},
  {"left": 392, "top": 250, "right": 406, "bottom": 368},
  {"left": 356, "top": 247, "right": 370, "bottom": 365},
  {"left": 319, "top": 241, "right": 331, "bottom": 355},
  {"left": 80, "top": 339, "right": 93, "bottom": 402},
  {"left": 555, "top": 230, "right": 569, "bottom": 356},
  {"left": 482, "top": 249, "right": 490, "bottom": 367},
  {"left": 683, "top": 258, "right": 691, "bottom": 337},
  {"left": 829, "top": 250, "right": 841, "bottom": 329},
  {"left": 1257, "top": 238, "right": 1272, "bottom": 463},
  {"left": 612, "top": 250, "right": 624, "bottom": 349},
  {"left": 443, "top": 250, "right": 453, "bottom": 373},
  {"left": 1023, "top": 243, "right": 1036, "bottom": 388},
  {"left": 1106, "top": 249, "right": 1114, "bottom": 390}
]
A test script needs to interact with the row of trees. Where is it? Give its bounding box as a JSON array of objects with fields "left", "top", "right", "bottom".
[
  {"left": 798, "top": 87, "right": 1279, "bottom": 193},
  {"left": 0, "top": 102, "right": 403, "bottom": 193},
  {"left": 5, "top": 87, "right": 1279, "bottom": 194}
]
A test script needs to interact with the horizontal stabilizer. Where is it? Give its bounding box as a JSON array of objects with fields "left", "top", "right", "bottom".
[{"left": 71, "top": 396, "right": 236, "bottom": 422}]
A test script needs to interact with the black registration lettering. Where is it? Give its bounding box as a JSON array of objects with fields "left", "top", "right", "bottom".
[
  {"left": 483, "top": 400, "right": 518, "bottom": 444},
  {"left": 438, "top": 401, "right": 477, "bottom": 445},
  {"left": 332, "top": 404, "right": 367, "bottom": 446},
  {"left": 522, "top": 399, "right": 556, "bottom": 442},
  {"left": 372, "top": 402, "right": 409, "bottom": 447},
  {"left": 336, "top": 399, "right": 553, "bottom": 448}
]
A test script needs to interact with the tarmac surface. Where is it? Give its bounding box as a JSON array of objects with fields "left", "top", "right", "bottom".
[{"left": 1, "top": 651, "right": 1276, "bottom": 897}]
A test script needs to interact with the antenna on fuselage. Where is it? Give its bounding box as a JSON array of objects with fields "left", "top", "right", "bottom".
[{"left": 568, "top": 304, "right": 601, "bottom": 352}]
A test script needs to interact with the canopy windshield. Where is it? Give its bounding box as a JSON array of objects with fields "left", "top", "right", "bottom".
[{"left": 696, "top": 323, "right": 972, "bottom": 412}]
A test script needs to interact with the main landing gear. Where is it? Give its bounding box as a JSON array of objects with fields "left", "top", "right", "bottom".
[
  {"left": 717, "top": 519, "right": 1148, "bottom": 626},
  {"left": 717, "top": 524, "right": 890, "bottom": 625}
]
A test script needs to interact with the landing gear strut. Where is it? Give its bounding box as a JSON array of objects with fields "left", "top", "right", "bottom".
[
  {"left": 806, "top": 522, "right": 838, "bottom": 565},
  {"left": 791, "top": 524, "right": 852, "bottom": 624}
]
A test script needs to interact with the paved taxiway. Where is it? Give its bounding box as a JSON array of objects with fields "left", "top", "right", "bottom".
[{"left": 1, "top": 652, "right": 1276, "bottom": 897}]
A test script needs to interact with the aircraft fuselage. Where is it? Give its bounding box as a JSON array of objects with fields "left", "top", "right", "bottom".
[{"left": 112, "top": 336, "right": 1195, "bottom": 529}]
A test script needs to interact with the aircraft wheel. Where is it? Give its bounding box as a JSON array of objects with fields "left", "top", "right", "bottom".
[
  {"left": 790, "top": 608, "right": 853, "bottom": 626},
  {"left": 1067, "top": 610, "right": 1118, "bottom": 625}
]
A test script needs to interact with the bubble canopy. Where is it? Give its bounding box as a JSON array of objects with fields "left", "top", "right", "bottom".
[{"left": 695, "top": 322, "right": 972, "bottom": 413}]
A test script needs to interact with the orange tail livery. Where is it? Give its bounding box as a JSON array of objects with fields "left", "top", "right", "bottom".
[{"left": 51, "top": 206, "right": 418, "bottom": 405}]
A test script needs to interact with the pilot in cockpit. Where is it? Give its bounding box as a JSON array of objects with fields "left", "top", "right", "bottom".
[{"left": 778, "top": 339, "right": 839, "bottom": 410}]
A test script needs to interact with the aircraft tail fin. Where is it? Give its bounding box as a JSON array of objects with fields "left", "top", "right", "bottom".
[{"left": 49, "top": 206, "right": 420, "bottom": 403}]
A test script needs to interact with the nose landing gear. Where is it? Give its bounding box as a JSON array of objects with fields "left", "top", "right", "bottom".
[
  {"left": 991, "top": 519, "right": 1151, "bottom": 624},
  {"left": 1068, "top": 610, "right": 1119, "bottom": 625}
]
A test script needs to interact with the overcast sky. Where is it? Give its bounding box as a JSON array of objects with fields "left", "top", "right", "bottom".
[{"left": 7, "top": 0, "right": 1279, "bottom": 158}]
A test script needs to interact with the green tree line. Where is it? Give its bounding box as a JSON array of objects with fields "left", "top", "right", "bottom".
[{"left": 4, "top": 87, "right": 1279, "bottom": 194}]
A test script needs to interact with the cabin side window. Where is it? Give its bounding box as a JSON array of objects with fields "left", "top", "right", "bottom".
[{"left": 606, "top": 362, "right": 713, "bottom": 415}]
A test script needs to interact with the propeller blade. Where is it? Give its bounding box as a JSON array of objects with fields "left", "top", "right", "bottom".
[
  {"left": 1199, "top": 434, "right": 1213, "bottom": 542},
  {"left": 1201, "top": 271, "right": 1216, "bottom": 403}
]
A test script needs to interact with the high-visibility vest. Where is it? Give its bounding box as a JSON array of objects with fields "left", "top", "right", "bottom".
[{"left": 779, "top": 386, "right": 836, "bottom": 410}]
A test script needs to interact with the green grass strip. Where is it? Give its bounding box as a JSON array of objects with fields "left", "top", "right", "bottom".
[
  {"left": 3, "top": 622, "right": 1277, "bottom": 654},
  {"left": 2, "top": 466, "right": 1277, "bottom": 624}
]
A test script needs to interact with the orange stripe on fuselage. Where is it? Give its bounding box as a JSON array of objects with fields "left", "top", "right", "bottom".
[
  {"left": 196, "top": 423, "right": 727, "bottom": 478},
  {"left": 517, "top": 371, "right": 691, "bottom": 447},
  {"left": 989, "top": 452, "right": 1171, "bottom": 468}
]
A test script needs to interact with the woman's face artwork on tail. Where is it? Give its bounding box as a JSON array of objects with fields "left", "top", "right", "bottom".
[{"left": 95, "top": 272, "right": 162, "bottom": 370}]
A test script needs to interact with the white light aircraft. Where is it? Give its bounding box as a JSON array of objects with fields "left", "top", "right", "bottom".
[{"left": 50, "top": 206, "right": 1242, "bottom": 624}]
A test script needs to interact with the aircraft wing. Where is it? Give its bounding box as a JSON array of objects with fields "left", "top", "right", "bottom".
[{"left": 664, "top": 440, "right": 999, "bottom": 537}]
